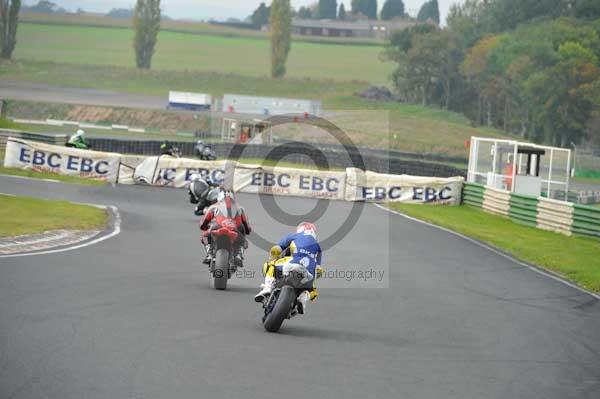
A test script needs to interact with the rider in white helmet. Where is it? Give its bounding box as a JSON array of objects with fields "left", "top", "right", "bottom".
[
  {"left": 67, "top": 129, "right": 89, "bottom": 149},
  {"left": 254, "top": 222, "right": 323, "bottom": 315}
]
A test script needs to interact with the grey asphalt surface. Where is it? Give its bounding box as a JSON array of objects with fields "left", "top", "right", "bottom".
[
  {"left": 1, "top": 176, "right": 600, "bottom": 399},
  {"left": 0, "top": 80, "right": 167, "bottom": 110}
]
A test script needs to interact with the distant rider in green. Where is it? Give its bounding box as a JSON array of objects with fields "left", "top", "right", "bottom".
[{"left": 66, "top": 129, "right": 90, "bottom": 149}]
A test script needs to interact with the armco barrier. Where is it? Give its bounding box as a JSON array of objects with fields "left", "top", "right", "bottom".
[
  {"left": 509, "top": 193, "right": 538, "bottom": 227},
  {"left": 87, "top": 138, "right": 465, "bottom": 178},
  {"left": 462, "top": 183, "right": 484, "bottom": 207},
  {"left": 537, "top": 198, "right": 573, "bottom": 236},
  {"left": 0, "top": 129, "right": 67, "bottom": 152},
  {"left": 572, "top": 204, "right": 600, "bottom": 238},
  {"left": 4, "top": 138, "right": 465, "bottom": 205},
  {"left": 482, "top": 186, "right": 510, "bottom": 217},
  {"left": 463, "top": 183, "right": 600, "bottom": 239}
]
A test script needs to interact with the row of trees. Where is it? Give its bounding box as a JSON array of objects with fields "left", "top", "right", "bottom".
[
  {"left": 383, "top": 0, "right": 600, "bottom": 148},
  {"left": 253, "top": 0, "right": 416, "bottom": 23}
]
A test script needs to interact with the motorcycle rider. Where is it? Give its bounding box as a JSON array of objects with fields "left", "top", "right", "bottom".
[
  {"left": 160, "top": 141, "right": 180, "bottom": 157},
  {"left": 254, "top": 222, "right": 322, "bottom": 315},
  {"left": 188, "top": 174, "right": 219, "bottom": 216},
  {"left": 67, "top": 129, "right": 89, "bottom": 149},
  {"left": 201, "top": 144, "right": 217, "bottom": 161},
  {"left": 194, "top": 140, "right": 206, "bottom": 158},
  {"left": 199, "top": 191, "right": 251, "bottom": 267}
]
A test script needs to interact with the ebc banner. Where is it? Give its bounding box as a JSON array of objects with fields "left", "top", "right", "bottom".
[
  {"left": 344, "top": 168, "right": 464, "bottom": 204},
  {"left": 132, "top": 156, "right": 231, "bottom": 188},
  {"left": 4, "top": 138, "right": 121, "bottom": 183},
  {"left": 233, "top": 164, "right": 346, "bottom": 200}
]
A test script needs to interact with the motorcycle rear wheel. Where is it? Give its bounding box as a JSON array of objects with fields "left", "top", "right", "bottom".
[
  {"left": 213, "top": 248, "right": 230, "bottom": 290},
  {"left": 263, "top": 286, "right": 296, "bottom": 333}
]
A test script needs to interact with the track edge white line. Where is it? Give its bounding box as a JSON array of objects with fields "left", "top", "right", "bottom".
[
  {"left": 374, "top": 203, "right": 600, "bottom": 301},
  {"left": 0, "top": 206, "right": 121, "bottom": 259}
]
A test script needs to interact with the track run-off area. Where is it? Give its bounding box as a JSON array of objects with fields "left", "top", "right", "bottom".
[{"left": 1, "top": 175, "right": 599, "bottom": 399}]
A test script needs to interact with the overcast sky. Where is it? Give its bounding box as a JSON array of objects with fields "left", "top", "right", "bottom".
[{"left": 35, "top": 1, "right": 462, "bottom": 23}]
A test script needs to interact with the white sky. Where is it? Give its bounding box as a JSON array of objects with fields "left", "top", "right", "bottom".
[{"left": 36, "top": 1, "right": 462, "bottom": 23}]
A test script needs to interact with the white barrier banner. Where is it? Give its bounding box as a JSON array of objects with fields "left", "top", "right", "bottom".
[
  {"left": 345, "top": 168, "right": 464, "bottom": 204},
  {"left": 233, "top": 164, "right": 346, "bottom": 200},
  {"left": 132, "top": 156, "right": 232, "bottom": 188},
  {"left": 4, "top": 137, "right": 121, "bottom": 183}
]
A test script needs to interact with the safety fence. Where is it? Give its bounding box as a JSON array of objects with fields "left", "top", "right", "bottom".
[
  {"left": 3, "top": 137, "right": 465, "bottom": 205},
  {"left": 0, "top": 129, "right": 67, "bottom": 153},
  {"left": 87, "top": 138, "right": 465, "bottom": 178},
  {"left": 463, "top": 182, "right": 600, "bottom": 239}
]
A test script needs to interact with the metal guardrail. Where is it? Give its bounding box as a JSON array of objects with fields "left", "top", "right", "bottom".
[
  {"left": 0, "top": 129, "right": 67, "bottom": 152},
  {"left": 572, "top": 205, "right": 600, "bottom": 238},
  {"left": 463, "top": 182, "right": 600, "bottom": 239}
]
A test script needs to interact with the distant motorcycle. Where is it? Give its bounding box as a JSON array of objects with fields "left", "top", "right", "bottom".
[
  {"left": 199, "top": 146, "right": 217, "bottom": 161},
  {"left": 66, "top": 129, "right": 91, "bottom": 149},
  {"left": 261, "top": 257, "right": 309, "bottom": 332},
  {"left": 160, "top": 142, "right": 182, "bottom": 158}
]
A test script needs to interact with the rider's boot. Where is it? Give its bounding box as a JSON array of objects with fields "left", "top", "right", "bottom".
[
  {"left": 254, "top": 276, "right": 276, "bottom": 303},
  {"left": 203, "top": 244, "right": 212, "bottom": 265},
  {"left": 233, "top": 247, "right": 244, "bottom": 268},
  {"left": 296, "top": 290, "right": 310, "bottom": 315}
]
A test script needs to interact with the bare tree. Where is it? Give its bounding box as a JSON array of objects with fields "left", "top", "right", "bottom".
[{"left": 133, "top": 0, "right": 161, "bottom": 69}]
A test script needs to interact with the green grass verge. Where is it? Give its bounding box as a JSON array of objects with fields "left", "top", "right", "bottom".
[
  {"left": 0, "top": 117, "right": 26, "bottom": 130},
  {"left": 572, "top": 176, "right": 600, "bottom": 185},
  {"left": 389, "top": 203, "right": 600, "bottom": 293},
  {"left": 0, "top": 194, "right": 107, "bottom": 238},
  {"left": 0, "top": 165, "right": 107, "bottom": 186}
]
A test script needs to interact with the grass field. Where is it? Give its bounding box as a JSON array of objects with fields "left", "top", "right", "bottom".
[
  {"left": 1, "top": 63, "right": 513, "bottom": 157},
  {"left": 572, "top": 176, "right": 600, "bottom": 185},
  {"left": 0, "top": 20, "right": 517, "bottom": 157},
  {"left": 14, "top": 23, "right": 392, "bottom": 84},
  {"left": 0, "top": 194, "right": 107, "bottom": 238},
  {"left": 20, "top": 12, "right": 383, "bottom": 46},
  {"left": 390, "top": 203, "right": 600, "bottom": 293}
]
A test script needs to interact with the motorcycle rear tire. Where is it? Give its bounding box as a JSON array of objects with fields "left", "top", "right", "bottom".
[
  {"left": 213, "top": 248, "right": 229, "bottom": 290},
  {"left": 263, "top": 286, "right": 296, "bottom": 333}
]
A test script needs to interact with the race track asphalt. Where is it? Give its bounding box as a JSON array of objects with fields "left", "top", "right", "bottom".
[
  {"left": 0, "top": 80, "right": 167, "bottom": 110},
  {"left": 0, "top": 176, "right": 599, "bottom": 399}
]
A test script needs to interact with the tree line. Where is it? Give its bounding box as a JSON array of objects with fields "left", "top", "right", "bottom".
[
  {"left": 252, "top": 0, "right": 439, "bottom": 25},
  {"left": 383, "top": 0, "right": 600, "bottom": 148}
]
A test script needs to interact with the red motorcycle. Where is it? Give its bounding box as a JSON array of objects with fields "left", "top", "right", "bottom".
[{"left": 203, "top": 192, "right": 248, "bottom": 290}]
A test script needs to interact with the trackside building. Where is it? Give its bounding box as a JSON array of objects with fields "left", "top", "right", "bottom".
[{"left": 222, "top": 94, "right": 323, "bottom": 117}]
